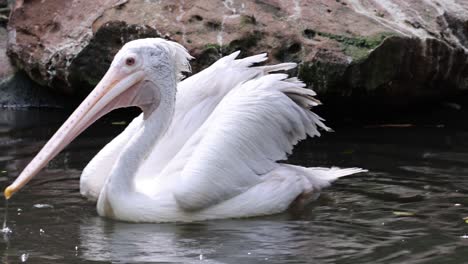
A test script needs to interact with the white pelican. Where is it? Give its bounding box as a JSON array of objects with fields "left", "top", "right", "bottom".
[{"left": 4, "top": 38, "right": 365, "bottom": 222}]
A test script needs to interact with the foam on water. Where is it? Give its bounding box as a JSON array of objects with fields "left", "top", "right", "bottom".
[
  {"left": 20, "top": 253, "right": 29, "bottom": 262},
  {"left": 33, "top": 203, "right": 54, "bottom": 209}
]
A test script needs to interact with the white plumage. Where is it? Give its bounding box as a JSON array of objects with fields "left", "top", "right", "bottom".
[
  {"left": 81, "top": 41, "right": 365, "bottom": 222},
  {"left": 6, "top": 38, "right": 365, "bottom": 222}
]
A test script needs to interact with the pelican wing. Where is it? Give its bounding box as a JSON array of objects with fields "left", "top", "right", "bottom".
[
  {"left": 136, "top": 53, "right": 296, "bottom": 179},
  {"left": 170, "top": 73, "right": 329, "bottom": 211}
]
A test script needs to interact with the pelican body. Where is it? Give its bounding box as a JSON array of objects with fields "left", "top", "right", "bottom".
[{"left": 5, "top": 39, "right": 365, "bottom": 222}]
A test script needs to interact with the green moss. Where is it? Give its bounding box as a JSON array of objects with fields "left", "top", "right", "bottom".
[
  {"left": 204, "top": 43, "right": 221, "bottom": 51},
  {"left": 343, "top": 46, "right": 370, "bottom": 63},
  {"left": 299, "top": 61, "right": 348, "bottom": 94},
  {"left": 316, "top": 31, "right": 395, "bottom": 62},
  {"left": 317, "top": 31, "right": 391, "bottom": 49}
]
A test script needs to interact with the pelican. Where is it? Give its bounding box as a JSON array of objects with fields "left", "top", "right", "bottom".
[{"left": 4, "top": 38, "right": 365, "bottom": 222}]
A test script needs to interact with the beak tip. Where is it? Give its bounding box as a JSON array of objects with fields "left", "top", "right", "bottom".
[{"left": 4, "top": 186, "right": 14, "bottom": 200}]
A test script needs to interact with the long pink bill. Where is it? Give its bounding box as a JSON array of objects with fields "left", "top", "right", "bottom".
[{"left": 4, "top": 68, "right": 145, "bottom": 199}]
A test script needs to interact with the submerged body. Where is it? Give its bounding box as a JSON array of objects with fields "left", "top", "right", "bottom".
[{"left": 6, "top": 39, "right": 365, "bottom": 222}]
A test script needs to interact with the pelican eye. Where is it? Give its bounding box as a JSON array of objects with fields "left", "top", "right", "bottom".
[{"left": 125, "top": 57, "right": 136, "bottom": 66}]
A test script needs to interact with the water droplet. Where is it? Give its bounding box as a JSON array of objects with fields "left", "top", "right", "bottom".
[
  {"left": 247, "top": 252, "right": 251, "bottom": 255},
  {"left": 17, "top": 208, "right": 22, "bottom": 212},
  {"left": 3, "top": 199, "right": 9, "bottom": 232},
  {"left": 20, "top": 253, "right": 29, "bottom": 262},
  {"left": 461, "top": 234, "right": 468, "bottom": 239},
  {"left": 455, "top": 203, "right": 462, "bottom": 207},
  {"left": 39, "top": 229, "right": 45, "bottom": 235},
  {"left": 75, "top": 246, "right": 79, "bottom": 251}
]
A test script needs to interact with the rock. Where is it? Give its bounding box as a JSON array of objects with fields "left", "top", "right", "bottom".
[
  {"left": 0, "top": 26, "right": 13, "bottom": 82},
  {"left": 0, "top": 0, "right": 67, "bottom": 108},
  {"left": 6, "top": 0, "right": 468, "bottom": 100},
  {"left": 0, "top": 0, "right": 13, "bottom": 83}
]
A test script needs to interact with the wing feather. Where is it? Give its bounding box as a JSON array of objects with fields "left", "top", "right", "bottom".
[
  {"left": 136, "top": 52, "right": 295, "bottom": 180},
  {"left": 171, "top": 73, "right": 329, "bottom": 210}
]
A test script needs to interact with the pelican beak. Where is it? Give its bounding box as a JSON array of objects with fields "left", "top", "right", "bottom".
[{"left": 4, "top": 67, "right": 145, "bottom": 199}]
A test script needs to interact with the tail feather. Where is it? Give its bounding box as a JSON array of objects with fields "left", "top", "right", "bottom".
[
  {"left": 304, "top": 167, "right": 367, "bottom": 189},
  {"left": 282, "top": 164, "right": 367, "bottom": 191},
  {"left": 275, "top": 165, "right": 366, "bottom": 208}
]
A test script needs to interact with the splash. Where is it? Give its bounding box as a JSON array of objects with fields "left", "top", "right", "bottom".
[
  {"left": 20, "top": 253, "right": 29, "bottom": 262},
  {"left": 2, "top": 199, "right": 11, "bottom": 235}
]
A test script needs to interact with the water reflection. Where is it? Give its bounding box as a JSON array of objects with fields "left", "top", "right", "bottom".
[
  {"left": 80, "top": 218, "right": 226, "bottom": 263},
  {"left": 78, "top": 216, "right": 370, "bottom": 264}
]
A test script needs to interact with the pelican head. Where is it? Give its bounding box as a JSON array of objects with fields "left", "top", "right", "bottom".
[{"left": 4, "top": 38, "right": 192, "bottom": 199}]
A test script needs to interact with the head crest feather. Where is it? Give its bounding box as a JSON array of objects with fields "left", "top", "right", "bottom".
[
  {"left": 148, "top": 38, "right": 193, "bottom": 80},
  {"left": 124, "top": 38, "right": 194, "bottom": 81}
]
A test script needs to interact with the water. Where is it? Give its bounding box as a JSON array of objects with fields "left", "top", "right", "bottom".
[{"left": 1, "top": 107, "right": 468, "bottom": 263}]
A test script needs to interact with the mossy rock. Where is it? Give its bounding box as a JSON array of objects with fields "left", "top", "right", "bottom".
[{"left": 315, "top": 31, "right": 396, "bottom": 62}]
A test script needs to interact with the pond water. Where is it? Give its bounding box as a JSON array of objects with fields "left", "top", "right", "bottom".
[{"left": 1, "top": 107, "right": 468, "bottom": 263}]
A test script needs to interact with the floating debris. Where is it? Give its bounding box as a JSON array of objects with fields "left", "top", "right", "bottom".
[
  {"left": 461, "top": 234, "right": 468, "bottom": 239},
  {"left": 39, "top": 228, "right": 45, "bottom": 235},
  {"left": 111, "top": 121, "right": 127, "bottom": 126},
  {"left": 1, "top": 170, "right": 6, "bottom": 174},
  {"left": 393, "top": 211, "right": 416, "bottom": 217},
  {"left": 33, "top": 204, "right": 54, "bottom": 209}
]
